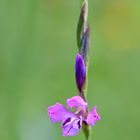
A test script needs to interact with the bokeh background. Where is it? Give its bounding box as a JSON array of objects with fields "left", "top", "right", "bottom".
[{"left": 0, "top": 0, "right": 140, "bottom": 140}]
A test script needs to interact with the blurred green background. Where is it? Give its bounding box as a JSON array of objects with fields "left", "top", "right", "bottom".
[{"left": 0, "top": 0, "right": 140, "bottom": 140}]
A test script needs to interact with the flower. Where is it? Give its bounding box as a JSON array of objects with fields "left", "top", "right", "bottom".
[
  {"left": 48, "top": 96, "right": 101, "bottom": 136},
  {"left": 75, "top": 53, "right": 86, "bottom": 93}
]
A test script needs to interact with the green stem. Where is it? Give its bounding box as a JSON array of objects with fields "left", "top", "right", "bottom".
[
  {"left": 77, "top": 1, "right": 91, "bottom": 140},
  {"left": 82, "top": 122, "right": 91, "bottom": 140},
  {"left": 81, "top": 1, "right": 91, "bottom": 140}
]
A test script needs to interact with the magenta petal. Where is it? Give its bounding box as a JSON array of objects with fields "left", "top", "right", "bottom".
[
  {"left": 66, "top": 96, "right": 87, "bottom": 110},
  {"left": 86, "top": 106, "right": 101, "bottom": 126},
  {"left": 48, "top": 103, "right": 69, "bottom": 123},
  {"left": 62, "top": 115, "right": 82, "bottom": 136}
]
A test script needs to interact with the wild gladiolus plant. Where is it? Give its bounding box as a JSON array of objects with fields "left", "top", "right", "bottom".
[{"left": 47, "top": 0, "right": 101, "bottom": 139}]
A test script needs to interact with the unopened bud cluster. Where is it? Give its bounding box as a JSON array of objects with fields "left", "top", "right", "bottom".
[{"left": 75, "top": 0, "right": 90, "bottom": 98}]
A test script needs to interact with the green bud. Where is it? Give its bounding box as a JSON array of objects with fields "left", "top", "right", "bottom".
[{"left": 77, "top": 0, "right": 88, "bottom": 50}]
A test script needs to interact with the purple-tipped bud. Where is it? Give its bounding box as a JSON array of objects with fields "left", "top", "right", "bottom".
[
  {"left": 75, "top": 53, "right": 86, "bottom": 93},
  {"left": 81, "top": 25, "right": 90, "bottom": 65}
]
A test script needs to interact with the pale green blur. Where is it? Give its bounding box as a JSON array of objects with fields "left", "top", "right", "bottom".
[{"left": 0, "top": 0, "right": 140, "bottom": 140}]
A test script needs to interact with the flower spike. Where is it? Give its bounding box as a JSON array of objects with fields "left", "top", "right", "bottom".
[{"left": 47, "top": 0, "right": 101, "bottom": 139}]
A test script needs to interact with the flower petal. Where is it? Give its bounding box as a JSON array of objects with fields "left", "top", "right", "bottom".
[
  {"left": 62, "top": 115, "right": 82, "bottom": 136},
  {"left": 86, "top": 106, "right": 101, "bottom": 126},
  {"left": 48, "top": 103, "right": 69, "bottom": 123},
  {"left": 66, "top": 96, "right": 87, "bottom": 110}
]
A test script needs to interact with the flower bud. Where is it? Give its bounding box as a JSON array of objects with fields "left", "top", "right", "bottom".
[
  {"left": 77, "top": 0, "right": 88, "bottom": 49},
  {"left": 81, "top": 25, "right": 90, "bottom": 65},
  {"left": 75, "top": 53, "right": 86, "bottom": 93}
]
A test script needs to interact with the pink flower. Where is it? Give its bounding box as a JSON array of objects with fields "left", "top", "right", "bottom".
[{"left": 48, "top": 96, "right": 101, "bottom": 136}]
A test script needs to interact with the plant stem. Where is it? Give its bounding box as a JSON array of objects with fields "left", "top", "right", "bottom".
[{"left": 77, "top": 0, "right": 91, "bottom": 139}]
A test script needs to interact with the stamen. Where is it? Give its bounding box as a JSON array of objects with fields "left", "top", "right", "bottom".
[{"left": 75, "top": 108, "right": 82, "bottom": 114}]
